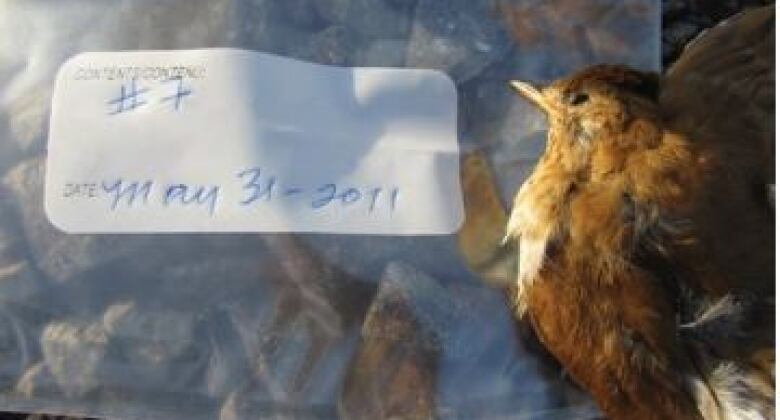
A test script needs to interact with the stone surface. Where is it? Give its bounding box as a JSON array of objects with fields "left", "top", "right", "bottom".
[
  {"left": 356, "top": 39, "right": 408, "bottom": 67},
  {"left": 204, "top": 236, "right": 375, "bottom": 413},
  {"left": 218, "top": 379, "right": 339, "bottom": 420},
  {"left": 224, "top": 290, "right": 359, "bottom": 407},
  {"left": 100, "top": 301, "right": 206, "bottom": 393},
  {"left": 0, "top": 201, "right": 44, "bottom": 303},
  {"left": 40, "top": 321, "right": 108, "bottom": 398},
  {"left": 340, "top": 263, "right": 439, "bottom": 420},
  {"left": 299, "top": 233, "right": 475, "bottom": 292},
  {"left": 155, "top": 253, "right": 272, "bottom": 309},
  {"left": 101, "top": 302, "right": 196, "bottom": 363},
  {"left": 294, "top": 25, "right": 358, "bottom": 66},
  {"left": 406, "top": 0, "right": 513, "bottom": 83},
  {"left": 341, "top": 262, "right": 599, "bottom": 418},
  {"left": 1, "top": 159, "right": 149, "bottom": 285},
  {"left": 201, "top": 311, "right": 253, "bottom": 399},
  {"left": 260, "top": 235, "right": 376, "bottom": 330},
  {"left": 230, "top": 0, "right": 410, "bottom": 65},
  {"left": 38, "top": 302, "right": 205, "bottom": 399},
  {"left": 0, "top": 195, "right": 44, "bottom": 303},
  {"left": 0, "top": 310, "right": 33, "bottom": 391},
  {"left": 3, "top": 91, "right": 49, "bottom": 155},
  {"left": 0, "top": 262, "right": 42, "bottom": 306},
  {"left": 14, "top": 362, "right": 56, "bottom": 399},
  {"left": 314, "top": 0, "right": 417, "bottom": 40}
]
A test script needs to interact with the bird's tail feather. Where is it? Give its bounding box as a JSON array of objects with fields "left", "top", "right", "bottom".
[{"left": 681, "top": 295, "right": 775, "bottom": 419}]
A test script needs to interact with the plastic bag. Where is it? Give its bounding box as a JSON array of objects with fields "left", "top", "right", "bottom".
[{"left": 0, "top": 1, "right": 659, "bottom": 418}]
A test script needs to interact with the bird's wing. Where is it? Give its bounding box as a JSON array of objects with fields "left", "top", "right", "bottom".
[
  {"left": 662, "top": 5, "right": 775, "bottom": 188},
  {"left": 653, "top": 8, "right": 775, "bottom": 401},
  {"left": 656, "top": 6, "right": 775, "bottom": 298}
]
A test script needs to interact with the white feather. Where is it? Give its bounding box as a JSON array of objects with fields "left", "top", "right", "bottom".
[{"left": 692, "top": 364, "right": 773, "bottom": 420}]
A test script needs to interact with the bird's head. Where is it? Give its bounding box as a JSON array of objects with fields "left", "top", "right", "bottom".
[
  {"left": 505, "top": 65, "right": 673, "bottom": 303},
  {"left": 510, "top": 65, "right": 662, "bottom": 175}
]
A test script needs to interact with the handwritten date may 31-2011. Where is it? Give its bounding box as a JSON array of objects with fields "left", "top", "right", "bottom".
[{"left": 61, "top": 167, "right": 400, "bottom": 217}]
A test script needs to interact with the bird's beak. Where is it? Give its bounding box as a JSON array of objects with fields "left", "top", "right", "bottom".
[{"left": 509, "top": 80, "right": 550, "bottom": 114}]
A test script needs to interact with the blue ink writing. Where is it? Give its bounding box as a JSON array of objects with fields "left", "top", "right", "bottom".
[
  {"left": 163, "top": 184, "right": 219, "bottom": 216},
  {"left": 284, "top": 187, "right": 304, "bottom": 197},
  {"left": 340, "top": 188, "right": 361, "bottom": 205},
  {"left": 237, "top": 167, "right": 276, "bottom": 205},
  {"left": 367, "top": 188, "right": 382, "bottom": 213},
  {"left": 160, "top": 76, "right": 193, "bottom": 111},
  {"left": 391, "top": 188, "right": 400, "bottom": 211},
  {"left": 97, "top": 171, "right": 399, "bottom": 218},
  {"left": 107, "top": 78, "right": 148, "bottom": 115},
  {"left": 311, "top": 183, "right": 337, "bottom": 209},
  {"left": 101, "top": 179, "right": 153, "bottom": 210}
]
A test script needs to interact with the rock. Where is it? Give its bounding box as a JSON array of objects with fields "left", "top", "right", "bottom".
[
  {"left": 218, "top": 379, "right": 340, "bottom": 420},
  {"left": 340, "top": 262, "right": 441, "bottom": 419},
  {"left": 201, "top": 311, "right": 252, "bottom": 398},
  {"left": 406, "top": 0, "right": 512, "bottom": 83},
  {"left": 256, "top": 316, "right": 326, "bottom": 399},
  {"left": 315, "top": 0, "right": 416, "bottom": 39},
  {"left": 102, "top": 302, "right": 196, "bottom": 364},
  {"left": 294, "top": 25, "right": 358, "bottom": 66},
  {"left": 234, "top": 1, "right": 409, "bottom": 65},
  {"left": 4, "top": 89, "right": 49, "bottom": 154},
  {"left": 2, "top": 159, "right": 150, "bottom": 284},
  {"left": 217, "top": 238, "right": 369, "bottom": 408},
  {"left": 311, "top": 0, "right": 349, "bottom": 25},
  {"left": 0, "top": 309, "right": 34, "bottom": 390},
  {"left": 0, "top": 261, "right": 43, "bottom": 304},
  {"left": 230, "top": 1, "right": 315, "bottom": 57},
  {"left": 0, "top": 120, "right": 23, "bottom": 177},
  {"left": 156, "top": 254, "right": 272, "bottom": 308},
  {"left": 356, "top": 39, "right": 408, "bottom": 67},
  {"left": 40, "top": 303, "right": 202, "bottom": 400},
  {"left": 225, "top": 293, "right": 358, "bottom": 405},
  {"left": 0, "top": 199, "right": 45, "bottom": 302},
  {"left": 275, "top": 0, "right": 329, "bottom": 31},
  {"left": 218, "top": 383, "right": 275, "bottom": 420},
  {"left": 341, "top": 262, "right": 590, "bottom": 417},
  {"left": 14, "top": 362, "right": 56, "bottom": 399},
  {"left": 299, "top": 233, "right": 473, "bottom": 292},
  {"left": 40, "top": 320, "right": 108, "bottom": 397},
  {"left": 261, "top": 235, "right": 376, "bottom": 331},
  {"left": 100, "top": 301, "right": 202, "bottom": 390}
]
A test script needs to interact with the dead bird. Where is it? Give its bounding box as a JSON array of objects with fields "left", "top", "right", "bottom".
[{"left": 503, "top": 6, "right": 774, "bottom": 419}]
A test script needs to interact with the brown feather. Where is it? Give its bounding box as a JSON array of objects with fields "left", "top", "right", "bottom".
[{"left": 506, "top": 6, "right": 774, "bottom": 419}]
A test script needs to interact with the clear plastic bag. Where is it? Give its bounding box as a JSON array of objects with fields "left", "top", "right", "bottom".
[{"left": 0, "top": 1, "right": 659, "bottom": 418}]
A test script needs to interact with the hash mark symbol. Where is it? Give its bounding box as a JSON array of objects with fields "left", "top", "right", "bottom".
[
  {"left": 107, "top": 78, "right": 148, "bottom": 115},
  {"left": 161, "top": 76, "right": 193, "bottom": 111}
]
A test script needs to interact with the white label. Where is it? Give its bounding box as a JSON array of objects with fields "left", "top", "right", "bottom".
[{"left": 46, "top": 49, "right": 463, "bottom": 234}]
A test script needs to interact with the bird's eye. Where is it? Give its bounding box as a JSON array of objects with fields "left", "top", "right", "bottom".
[{"left": 566, "top": 92, "right": 589, "bottom": 106}]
